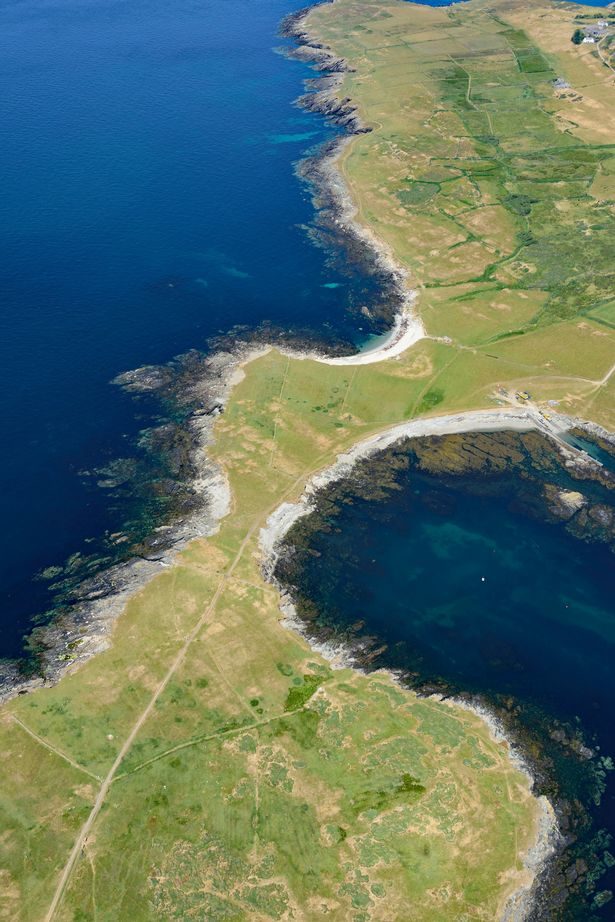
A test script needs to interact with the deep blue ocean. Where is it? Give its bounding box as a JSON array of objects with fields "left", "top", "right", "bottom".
[
  {"left": 0, "top": 0, "right": 393, "bottom": 659},
  {"left": 1, "top": 0, "right": 609, "bottom": 648}
]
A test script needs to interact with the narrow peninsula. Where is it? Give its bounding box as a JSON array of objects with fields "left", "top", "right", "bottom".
[{"left": 1, "top": 0, "right": 614, "bottom": 919}]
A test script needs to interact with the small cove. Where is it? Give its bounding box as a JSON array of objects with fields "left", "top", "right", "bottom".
[{"left": 276, "top": 429, "right": 615, "bottom": 916}]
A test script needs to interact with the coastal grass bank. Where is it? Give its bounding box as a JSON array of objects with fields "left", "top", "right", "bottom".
[{"left": 1, "top": 0, "right": 614, "bottom": 917}]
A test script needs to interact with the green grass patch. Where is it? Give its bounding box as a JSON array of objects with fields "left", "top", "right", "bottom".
[{"left": 284, "top": 674, "right": 323, "bottom": 711}]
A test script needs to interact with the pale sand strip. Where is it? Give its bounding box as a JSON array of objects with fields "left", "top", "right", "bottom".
[
  {"left": 259, "top": 406, "right": 567, "bottom": 566},
  {"left": 290, "top": 299, "right": 426, "bottom": 366}
]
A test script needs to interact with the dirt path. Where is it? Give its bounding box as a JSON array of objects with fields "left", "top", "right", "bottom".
[
  {"left": 593, "top": 360, "right": 615, "bottom": 389},
  {"left": 43, "top": 388, "right": 587, "bottom": 921},
  {"left": 596, "top": 34, "right": 615, "bottom": 76},
  {"left": 11, "top": 715, "right": 101, "bottom": 783},
  {"left": 42, "top": 444, "right": 346, "bottom": 921}
]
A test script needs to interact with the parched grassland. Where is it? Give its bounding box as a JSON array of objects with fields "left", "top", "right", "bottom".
[
  {"left": 1, "top": 0, "right": 615, "bottom": 919},
  {"left": 308, "top": 0, "right": 615, "bottom": 402}
]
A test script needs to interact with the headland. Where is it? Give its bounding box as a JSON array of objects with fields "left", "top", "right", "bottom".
[{"left": 1, "top": 0, "right": 614, "bottom": 918}]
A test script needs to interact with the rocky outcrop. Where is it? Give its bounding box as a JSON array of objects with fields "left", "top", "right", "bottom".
[{"left": 280, "top": 4, "right": 372, "bottom": 136}]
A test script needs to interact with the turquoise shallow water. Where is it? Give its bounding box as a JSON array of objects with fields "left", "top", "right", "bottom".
[{"left": 279, "top": 433, "right": 615, "bottom": 914}]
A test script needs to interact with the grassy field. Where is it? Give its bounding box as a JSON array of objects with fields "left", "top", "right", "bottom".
[
  {"left": 0, "top": 350, "right": 543, "bottom": 921},
  {"left": 1, "top": 0, "right": 614, "bottom": 918},
  {"left": 308, "top": 0, "right": 615, "bottom": 427}
]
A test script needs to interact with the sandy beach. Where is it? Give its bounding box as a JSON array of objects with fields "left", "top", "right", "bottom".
[{"left": 293, "top": 299, "right": 426, "bottom": 365}]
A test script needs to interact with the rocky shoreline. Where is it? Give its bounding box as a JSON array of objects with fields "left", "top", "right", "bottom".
[
  {"left": 280, "top": 4, "right": 424, "bottom": 336},
  {"left": 2, "top": 3, "right": 613, "bottom": 916},
  {"left": 258, "top": 416, "right": 568, "bottom": 919},
  {"left": 0, "top": 1, "right": 417, "bottom": 701},
  {"left": 0, "top": 347, "right": 263, "bottom": 702},
  {"left": 261, "top": 415, "right": 614, "bottom": 920}
]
